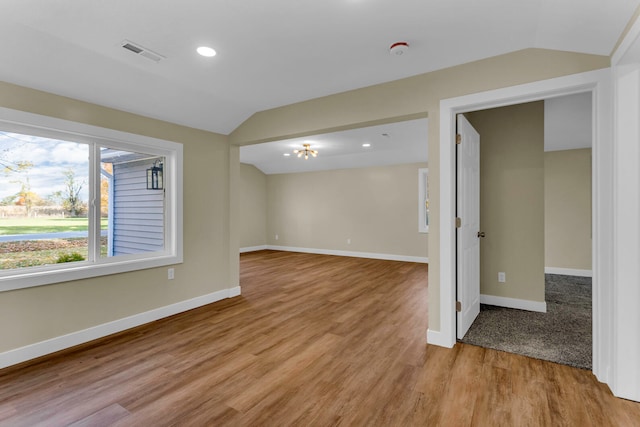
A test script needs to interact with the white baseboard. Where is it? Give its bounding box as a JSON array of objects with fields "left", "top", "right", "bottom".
[
  {"left": 427, "top": 329, "right": 455, "bottom": 348},
  {"left": 240, "top": 245, "right": 268, "bottom": 253},
  {"left": 545, "top": 267, "right": 592, "bottom": 277},
  {"left": 0, "top": 286, "right": 242, "bottom": 370},
  {"left": 480, "top": 294, "right": 547, "bottom": 313},
  {"left": 267, "top": 245, "right": 428, "bottom": 264}
]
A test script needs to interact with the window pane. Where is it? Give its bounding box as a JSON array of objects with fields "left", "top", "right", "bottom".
[
  {"left": 100, "top": 148, "right": 165, "bottom": 257},
  {"left": 0, "top": 132, "right": 89, "bottom": 269}
]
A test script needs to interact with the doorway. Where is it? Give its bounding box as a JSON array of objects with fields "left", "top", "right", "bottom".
[
  {"left": 432, "top": 68, "right": 612, "bottom": 382},
  {"left": 456, "top": 96, "right": 593, "bottom": 369}
]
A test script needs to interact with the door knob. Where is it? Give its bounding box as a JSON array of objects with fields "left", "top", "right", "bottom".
[{"left": 477, "top": 231, "right": 486, "bottom": 238}]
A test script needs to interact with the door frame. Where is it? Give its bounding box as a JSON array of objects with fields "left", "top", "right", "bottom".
[
  {"left": 610, "top": 15, "right": 640, "bottom": 402},
  {"left": 434, "top": 68, "right": 612, "bottom": 385}
]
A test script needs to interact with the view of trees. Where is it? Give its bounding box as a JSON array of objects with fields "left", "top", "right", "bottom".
[
  {"left": 1, "top": 164, "right": 91, "bottom": 217},
  {"left": 50, "top": 169, "right": 87, "bottom": 217},
  {"left": 1, "top": 135, "right": 93, "bottom": 218},
  {"left": 101, "top": 162, "right": 112, "bottom": 217},
  {"left": 1, "top": 160, "right": 38, "bottom": 213}
]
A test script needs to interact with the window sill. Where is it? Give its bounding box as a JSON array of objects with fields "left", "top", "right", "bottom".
[{"left": 0, "top": 254, "right": 183, "bottom": 292}]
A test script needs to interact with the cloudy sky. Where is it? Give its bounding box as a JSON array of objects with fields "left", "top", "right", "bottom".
[{"left": 0, "top": 131, "right": 90, "bottom": 203}]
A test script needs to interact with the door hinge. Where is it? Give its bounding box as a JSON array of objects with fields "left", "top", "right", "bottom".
[
  {"left": 456, "top": 134, "right": 462, "bottom": 144},
  {"left": 455, "top": 217, "right": 461, "bottom": 228},
  {"left": 456, "top": 301, "right": 462, "bottom": 312}
]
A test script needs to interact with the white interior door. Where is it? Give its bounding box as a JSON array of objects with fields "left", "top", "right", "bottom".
[{"left": 456, "top": 114, "right": 481, "bottom": 339}]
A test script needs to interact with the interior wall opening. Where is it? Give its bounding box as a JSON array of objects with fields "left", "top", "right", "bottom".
[{"left": 236, "top": 118, "right": 429, "bottom": 265}]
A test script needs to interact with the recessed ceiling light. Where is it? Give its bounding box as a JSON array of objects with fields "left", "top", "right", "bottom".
[
  {"left": 283, "top": 153, "right": 291, "bottom": 157},
  {"left": 197, "top": 46, "right": 217, "bottom": 57},
  {"left": 362, "top": 143, "right": 371, "bottom": 147}
]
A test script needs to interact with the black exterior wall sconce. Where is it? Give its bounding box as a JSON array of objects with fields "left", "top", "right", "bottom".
[{"left": 146, "top": 160, "right": 163, "bottom": 190}]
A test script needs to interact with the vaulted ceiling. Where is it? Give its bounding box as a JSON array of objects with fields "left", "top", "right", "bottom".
[{"left": 1, "top": 0, "right": 638, "bottom": 135}]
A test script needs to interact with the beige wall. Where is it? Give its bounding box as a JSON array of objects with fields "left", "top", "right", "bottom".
[
  {"left": 0, "top": 82, "right": 233, "bottom": 353},
  {"left": 231, "top": 48, "right": 609, "bottom": 330},
  {"left": 467, "top": 102, "right": 545, "bottom": 302},
  {"left": 239, "top": 163, "right": 268, "bottom": 248},
  {"left": 545, "top": 149, "right": 592, "bottom": 270},
  {"left": 266, "top": 163, "right": 428, "bottom": 258}
]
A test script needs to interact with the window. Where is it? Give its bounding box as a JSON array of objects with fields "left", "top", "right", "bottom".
[
  {"left": 0, "top": 107, "right": 183, "bottom": 292},
  {"left": 419, "top": 168, "right": 429, "bottom": 233}
]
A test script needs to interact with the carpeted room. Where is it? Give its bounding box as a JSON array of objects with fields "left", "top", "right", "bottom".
[{"left": 459, "top": 95, "right": 593, "bottom": 369}]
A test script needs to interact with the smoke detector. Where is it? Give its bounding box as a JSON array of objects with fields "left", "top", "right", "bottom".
[
  {"left": 389, "top": 42, "right": 409, "bottom": 56},
  {"left": 121, "top": 40, "right": 165, "bottom": 62}
]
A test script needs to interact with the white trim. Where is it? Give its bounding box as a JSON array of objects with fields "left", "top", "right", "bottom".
[
  {"left": 435, "top": 69, "right": 611, "bottom": 382},
  {"left": 228, "top": 286, "right": 242, "bottom": 297},
  {"left": 240, "top": 245, "right": 268, "bottom": 253},
  {"left": 544, "top": 267, "right": 593, "bottom": 277},
  {"left": 0, "top": 287, "right": 241, "bottom": 369},
  {"left": 480, "top": 294, "right": 547, "bottom": 313},
  {"left": 267, "top": 245, "right": 428, "bottom": 264},
  {"left": 418, "top": 168, "right": 429, "bottom": 233},
  {"left": 426, "top": 328, "right": 454, "bottom": 348},
  {"left": 611, "top": 15, "right": 640, "bottom": 402},
  {"left": 611, "top": 14, "right": 640, "bottom": 65}
]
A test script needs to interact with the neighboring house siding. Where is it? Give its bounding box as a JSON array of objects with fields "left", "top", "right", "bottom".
[{"left": 112, "top": 160, "right": 164, "bottom": 255}]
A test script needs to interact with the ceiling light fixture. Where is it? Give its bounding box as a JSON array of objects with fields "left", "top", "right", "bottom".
[
  {"left": 283, "top": 153, "right": 291, "bottom": 157},
  {"left": 362, "top": 143, "right": 371, "bottom": 147},
  {"left": 197, "top": 46, "right": 217, "bottom": 57},
  {"left": 293, "top": 143, "right": 318, "bottom": 160},
  {"left": 389, "top": 42, "right": 409, "bottom": 56}
]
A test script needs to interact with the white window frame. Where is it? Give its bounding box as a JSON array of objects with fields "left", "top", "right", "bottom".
[
  {"left": 0, "top": 107, "right": 183, "bottom": 292},
  {"left": 418, "top": 168, "right": 429, "bottom": 233}
]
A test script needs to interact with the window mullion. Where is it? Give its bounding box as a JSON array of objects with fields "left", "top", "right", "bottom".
[{"left": 88, "top": 143, "right": 100, "bottom": 262}]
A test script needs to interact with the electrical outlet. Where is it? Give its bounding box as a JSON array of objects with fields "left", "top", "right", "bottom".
[
  {"left": 347, "top": 238, "right": 351, "bottom": 245},
  {"left": 168, "top": 268, "right": 175, "bottom": 280},
  {"left": 498, "top": 272, "right": 506, "bottom": 283},
  {"left": 275, "top": 234, "right": 279, "bottom": 240}
]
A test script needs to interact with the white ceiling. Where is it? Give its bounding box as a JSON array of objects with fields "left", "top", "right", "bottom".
[
  {"left": 240, "top": 118, "right": 428, "bottom": 174},
  {"left": 1, "top": 0, "right": 637, "bottom": 135},
  {"left": 545, "top": 92, "right": 592, "bottom": 151}
]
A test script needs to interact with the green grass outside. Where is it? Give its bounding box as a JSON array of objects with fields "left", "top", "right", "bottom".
[
  {"left": 0, "top": 238, "right": 109, "bottom": 269},
  {"left": 0, "top": 217, "right": 108, "bottom": 235},
  {"left": 0, "top": 246, "right": 88, "bottom": 269}
]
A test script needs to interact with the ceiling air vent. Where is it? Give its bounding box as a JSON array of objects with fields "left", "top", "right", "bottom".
[{"left": 121, "top": 40, "right": 165, "bottom": 62}]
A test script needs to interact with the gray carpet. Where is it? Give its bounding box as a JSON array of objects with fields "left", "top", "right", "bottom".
[{"left": 460, "top": 274, "right": 592, "bottom": 369}]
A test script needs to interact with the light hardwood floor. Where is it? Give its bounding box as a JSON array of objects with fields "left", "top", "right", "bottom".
[{"left": 1, "top": 250, "right": 639, "bottom": 426}]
